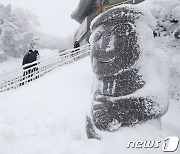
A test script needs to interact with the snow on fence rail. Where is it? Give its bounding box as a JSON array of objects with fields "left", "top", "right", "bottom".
[{"left": 0, "top": 44, "right": 91, "bottom": 92}]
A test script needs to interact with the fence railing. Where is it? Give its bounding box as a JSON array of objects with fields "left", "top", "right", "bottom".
[{"left": 0, "top": 44, "right": 91, "bottom": 92}]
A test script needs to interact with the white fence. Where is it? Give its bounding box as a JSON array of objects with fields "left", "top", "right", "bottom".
[{"left": 0, "top": 44, "right": 91, "bottom": 92}]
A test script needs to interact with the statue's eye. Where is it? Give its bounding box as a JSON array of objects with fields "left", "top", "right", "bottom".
[
  {"left": 94, "top": 31, "right": 103, "bottom": 42},
  {"left": 114, "top": 24, "right": 133, "bottom": 36}
]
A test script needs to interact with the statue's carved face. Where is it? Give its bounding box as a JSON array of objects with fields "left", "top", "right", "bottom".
[{"left": 90, "top": 19, "right": 140, "bottom": 77}]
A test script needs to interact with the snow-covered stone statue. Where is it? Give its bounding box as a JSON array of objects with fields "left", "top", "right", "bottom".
[{"left": 87, "top": 6, "right": 169, "bottom": 139}]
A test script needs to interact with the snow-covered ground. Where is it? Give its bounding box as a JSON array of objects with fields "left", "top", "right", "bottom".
[
  {"left": 0, "top": 0, "right": 180, "bottom": 153},
  {"left": 0, "top": 56, "right": 179, "bottom": 154}
]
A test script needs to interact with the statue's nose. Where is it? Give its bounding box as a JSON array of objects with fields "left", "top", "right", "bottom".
[
  {"left": 100, "top": 33, "right": 113, "bottom": 51},
  {"left": 105, "top": 35, "right": 115, "bottom": 52},
  {"left": 92, "top": 33, "right": 115, "bottom": 61}
]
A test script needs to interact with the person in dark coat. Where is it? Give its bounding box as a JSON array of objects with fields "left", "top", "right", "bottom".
[
  {"left": 72, "top": 41, "right": 80, "bottom": 57},
  {"left": 21, "top": 50, "right": 33, "bottom": 85},
  {"left": 74, "top": 41, "right": 80, "bottom": 48},
  {"left": 28, "top": 50, "right": 39, "bottom": 68},
  {"left": 27, "top": 50, "right": 39, "bottom": 79},
  {"left": 21, "top": 50, "right": 40, "bottom": 85},
  {"left": 22, "top": 50, "right": 33, "bottom": 69}
]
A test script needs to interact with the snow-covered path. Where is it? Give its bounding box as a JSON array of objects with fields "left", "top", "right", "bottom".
[
  {"left": 0, "top": 57, "right": 93, "bottom": 153},
  {"left": 0, "top": 57, "right": 179, "bottom": 154}
]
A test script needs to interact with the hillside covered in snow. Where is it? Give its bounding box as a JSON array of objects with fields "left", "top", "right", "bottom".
[
  {"left": 0, "top": 56, "right": 179, "bottom": 154},
  {"left": 0, "top": 0, "right": 180, "bottom": 154}
]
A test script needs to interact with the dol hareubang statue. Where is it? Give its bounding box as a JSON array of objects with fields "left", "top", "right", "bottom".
[{"left": 86, "top": 6, "right": 169, "bottom": 139}]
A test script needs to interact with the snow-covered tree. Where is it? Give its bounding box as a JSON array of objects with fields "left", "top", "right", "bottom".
[
  {"left": 0, "top": 4, "right": 39, "bottom": 60},
  {"left": 11, "top": 8, "right": 39, "bottom": 33}
]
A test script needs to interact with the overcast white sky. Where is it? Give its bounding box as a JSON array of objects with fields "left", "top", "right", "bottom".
[{"left": 0, "top": 0, "right": 80, "bottom": 38}]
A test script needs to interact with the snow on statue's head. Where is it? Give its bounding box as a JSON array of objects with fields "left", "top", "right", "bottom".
[
  {"left": 90, "top": 7, "right": 142, "bottom": 77},
  {"left": 87, "top": 6, "right": 169, "bottom": 138}
]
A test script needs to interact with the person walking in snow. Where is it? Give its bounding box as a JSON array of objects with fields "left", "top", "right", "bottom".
[
  {"left": 27, "top": 50, "right": 39, "bottom": 69},
  {"left": 22, "top": 50, "right": 33, "bottom": 69},
  {"left": 74, "top": 40, "right": 80, "bottom": 49},
  {"left": 72, "top": 41, "right": 80, "bottom": 57},
  {"left": 21, "top": 49, "right": 40, "bottom": 85},
  {"left": 27, "top": 49, "right": 40, "bottom": 80},
  {"left": 21, "top": 50, "right": 33, "bottom": 85}
]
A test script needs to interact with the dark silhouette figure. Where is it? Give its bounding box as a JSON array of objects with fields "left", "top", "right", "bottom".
[
  {"left": 22, "top": 50, "right": 33, "bottom": 69},
  {"left": 74, "top": 41, "right": 80, "bottom": 48},
  {"left": 72, "top": 41, "right": 80, "bottom": 57},
  {"left": 28, "top": 50, "right": 39, "bottom": 68},
  {"left": 21, "top": 50, "right": 39, "bottom": 85}
]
